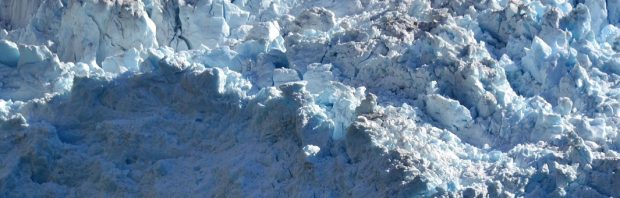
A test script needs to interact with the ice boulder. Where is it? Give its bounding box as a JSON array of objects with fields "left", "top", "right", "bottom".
[
  {"left": 0, "top": 39, "right": 19, "bottom": 67},
  {"left": 424, "top": 94, "right": 473, "bottom": 131},
  {"left": 273, "top": 68, "right": 300, "bottom": 86}
]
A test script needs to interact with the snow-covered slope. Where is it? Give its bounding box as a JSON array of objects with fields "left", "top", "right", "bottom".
[{"left": 1, "top": 0, "right": 620, "bottom": 197}]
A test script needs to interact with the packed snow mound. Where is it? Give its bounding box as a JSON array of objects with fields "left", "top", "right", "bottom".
[{"left": 1, "top": 0, "right": 620, "bottom": 197}]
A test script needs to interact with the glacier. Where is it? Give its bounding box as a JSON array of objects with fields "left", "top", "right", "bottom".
[{"left": 1, "top": 0, "right": 620, "bottom": 197}]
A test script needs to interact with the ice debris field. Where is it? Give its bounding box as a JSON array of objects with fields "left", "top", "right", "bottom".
[{"left": 1, "top": 0, "right": 620, "bottom": 197}]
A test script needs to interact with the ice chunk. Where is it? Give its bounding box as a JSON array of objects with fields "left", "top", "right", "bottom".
[
  {"left": 0, "top": 40, "right": 19, "bottom": 67},
  {"left": 273, "top": 68, "right": 300, "bottom": 86},
  {"left": 522, "top": 37, "right": 553, "bottom": 83},
  {"left": 424, "top": 94, "right": 472, "bottom": 131},
  {"left": 290, "top": 7, "right": 336, "bottom": 33},
  {"left": 247, "top": 21, "right": 281, "bottom": 42},
  {"left": 17, "top": 44, "right": 53, "bottom": 66},
  {"left": 303, "top": 63, "right": 333, "bottom": 94},
  {"left": 560, "top": 4, "right": 592, "bottom": 40},
  {"left": 101, "top": 48, "right": 143, "bottom": 74},
  {"left": 584, "top": 0, "right": 608, "bottom": 35},
  {"left": 179, "top": 2, "right": 230, "bottom": 49},
  {"left": 302, "top": 145, "right": 320, "bottom": 157},
  {"left": 554, "top": 97, "right": 573, "bottom": 116},
  {"left": 600, "top": 25, "right": 620, "bottom": 43},
  {"left": 53, "top": 0, "right": 158, "bottom": 64},
  {"left": 0, "top": 43, "right": 74, "bottom": 101},
  {"left": 284, "top": 32, "right": 329, "bottom": 73}
]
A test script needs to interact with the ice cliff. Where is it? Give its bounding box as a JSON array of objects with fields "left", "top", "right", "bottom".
[{"left": 1, "top": 0, "right": 620, "bottom": 197}]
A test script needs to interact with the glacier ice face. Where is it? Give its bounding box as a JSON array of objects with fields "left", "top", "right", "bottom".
[{"left": 1, "top": 0, "right": 620, "bottom": 197}]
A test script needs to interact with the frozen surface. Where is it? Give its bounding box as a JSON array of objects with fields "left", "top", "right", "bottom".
[{"left": 1, "top": 0, "right": 620, "bottom": 197}]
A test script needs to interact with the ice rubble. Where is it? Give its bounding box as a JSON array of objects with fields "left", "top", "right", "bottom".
[{"left": 1, "top": 0, "right": 620, "bottom": 197}]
